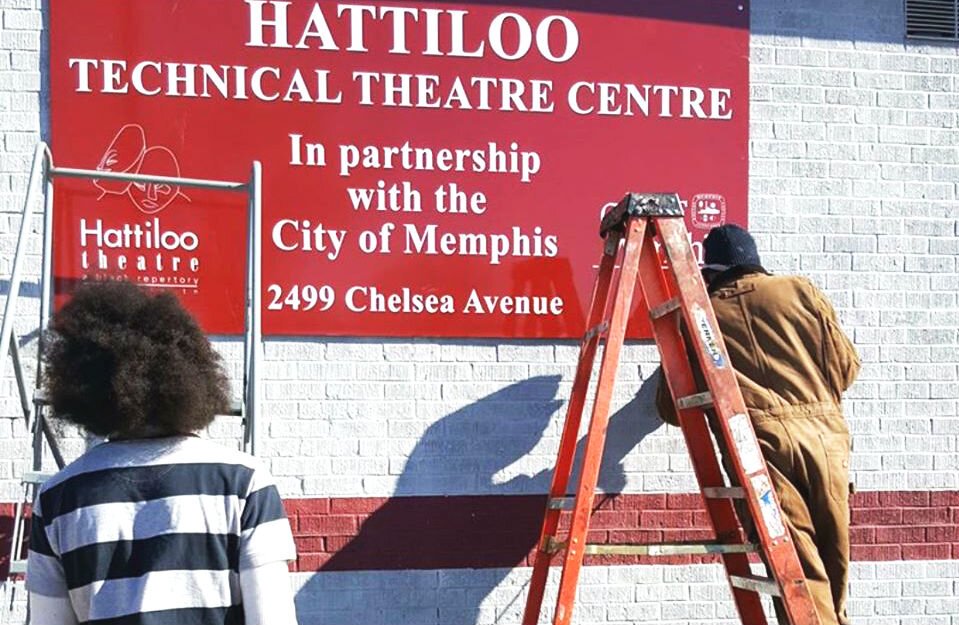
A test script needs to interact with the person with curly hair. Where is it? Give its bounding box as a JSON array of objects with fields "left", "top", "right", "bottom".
[{"left": 25, "top": 281, "right": 298, "bottom": 625}]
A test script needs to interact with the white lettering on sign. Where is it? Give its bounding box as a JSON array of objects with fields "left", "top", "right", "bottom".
[
  {"left": 66, "top": 57, "right": 736, "bottom": 121},
  {"left": 568, "top": 83, "right": 733, "bottom": 119},
  {"left": 345, "top": 286, "right": 456, "bottom": 314},
  {"left": 79, "top": 218, "right": 199, "bottom": 251},
  {"left": 245, "top": 2, "right": 580, "bottom": 63},
  {"left": 402, "top": 224, "right": 558, "bottom": 266},
  {"left": 271, "top": 219, "right": 346, "bottom": 261},
  {"left": 77, "top": 219, "right": 202, "bottom": 287},
  {"left": 462, "top": 290, "right": 564, "bottom": 316}
]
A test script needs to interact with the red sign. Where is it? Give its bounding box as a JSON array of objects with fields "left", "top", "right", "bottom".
[{"left": 51, "top": 1, "right": 749, "bottom": 338}]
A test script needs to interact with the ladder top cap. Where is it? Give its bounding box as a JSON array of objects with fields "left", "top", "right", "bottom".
[{"left": 600, "top": 193, "right": 683, "bottom": 237}]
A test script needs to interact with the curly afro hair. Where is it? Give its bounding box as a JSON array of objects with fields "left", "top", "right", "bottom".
[{"left": 44, "top": 281, "right": 231, "bottom": 438}]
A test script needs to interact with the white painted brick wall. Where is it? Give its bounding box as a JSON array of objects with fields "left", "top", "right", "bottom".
[
  {"left": 287, "top": 562, "right": 959, "bottom": 625},
  {"left": 1, "top": 0, "right": 957, "bottom": 623}
]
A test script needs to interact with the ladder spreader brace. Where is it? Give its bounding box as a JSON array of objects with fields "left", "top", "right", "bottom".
[
  {"left": 521, "top": 193, "right": 823, "bottom": 625},
  {"left": 2, "top": 142, "right": 264, "bottom": 576}
]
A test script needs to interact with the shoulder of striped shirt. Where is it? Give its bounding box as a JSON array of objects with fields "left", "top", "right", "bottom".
[{"left": 38, "top": 437, "right": 267, "bottom": 496}]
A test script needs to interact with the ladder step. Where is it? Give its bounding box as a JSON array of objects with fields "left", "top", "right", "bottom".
[
  {"left": 677, "top": 391, "right": 713, "bottom": 409},
  {"left": 548, "top": 541, "right": 757, "bottom": 557},
  {"left": 729, "top": 575, "right": 781, "bottom": 597},
  {"left": 702, "top": 487, "right": 746, "bottom": 499},
  {"left": 583, "top": 321, "right": 609, "bottom": 341},
  {"left": 22, "top": 471, "right": 53, "bottom": 485},
  {"left": 649, "top": 298, "right": 680, "bottom": 320},
  {"left": 587, "top": 542, "right": 758, "bottom": 557},
  {"left": 548, "top": 497, "right": 575, "bottom": 510}
]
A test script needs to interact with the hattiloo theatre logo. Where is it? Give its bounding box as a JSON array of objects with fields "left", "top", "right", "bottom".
[
  {"left": 52, "top": 122, "right": 248, "bottom": 334},
  {"left": 76, "top": 123, "right": 198, "bottom": 287}
]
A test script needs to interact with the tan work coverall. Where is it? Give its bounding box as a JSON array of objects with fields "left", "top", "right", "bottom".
[{"left": 656, "top": 271, "right": 860, "bottom": 625}]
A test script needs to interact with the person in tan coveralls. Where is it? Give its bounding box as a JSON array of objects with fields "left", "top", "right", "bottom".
[{"left": 656, "top": 224, "right": 860, "bottom": 625}]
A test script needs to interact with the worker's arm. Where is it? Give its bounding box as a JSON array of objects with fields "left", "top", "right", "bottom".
[
  {"left": 239, "top": 466, "right": 298, "bottom": 624},
  {"left": 27, "top": 506, "right": 77, "bottom": 625},
  {"left": 29, "top": 594, "right": 78, "bottom": 625},
  {"left": 240, "top": 561, "right": 298, "bottom": 625},
  {"left": 812, "top": 285, "right": 860, "bottom": 393}
]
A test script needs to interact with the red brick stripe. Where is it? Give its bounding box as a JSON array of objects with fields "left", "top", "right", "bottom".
[
  {"left": 4, "top": 491, "right": 958, "bottom": 576},
  {"left": 289, "top": 491, "right": 959, "bottom": 571}
]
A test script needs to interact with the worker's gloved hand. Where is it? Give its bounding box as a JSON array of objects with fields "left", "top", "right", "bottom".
[{"left": 652, "top": 368, "right": 680, "bottom": 427}]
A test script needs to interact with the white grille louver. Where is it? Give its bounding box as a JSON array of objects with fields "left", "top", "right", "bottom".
[{"left": 906, "top": 0, "right": 959, "bottom": 39}]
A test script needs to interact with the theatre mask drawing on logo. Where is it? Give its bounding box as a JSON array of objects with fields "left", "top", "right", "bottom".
[
  {"left": 93, "top": 123, "right": 145, "bottom": 196},
  {"left": 94, "top": 123, "right": 189, "bottom": 214},
  {"left": 127, "top": 146, "right": 190, "bottom": 214}
]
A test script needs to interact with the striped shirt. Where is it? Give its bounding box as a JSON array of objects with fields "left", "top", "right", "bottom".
[{"left": 26, "top": 436, "right": 297, "bottom": 624}]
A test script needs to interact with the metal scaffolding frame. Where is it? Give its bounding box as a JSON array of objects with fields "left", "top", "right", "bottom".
[{"left": 2, "top": 142, "right": 263, "bottom": 576}]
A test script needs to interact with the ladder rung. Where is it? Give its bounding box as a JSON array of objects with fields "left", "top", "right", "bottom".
[
  {"left": 22, "top": 471, "right": 53, "bottom": 485},
  {"left": 548, "top": 497, "right": 575, "bottom": 510},
  {"left": 583, "top": 321, "right": 609, "bottom": 341},
  {"left": 649, "top": 298, "right": 680, "bottom": 320},
  {"left": 729, "top": 575, "right": 781, "bottom": 597},
  {"left": 703, "top": 487, "right": 746, "bottom": 499},
  {"left": 585, "top": 542, "right": 758, "bottom": 557},
  {"left": 8, "top": 560, "right": 27, "bottom": 575},
  {"left": 677, "top": 391, "right": 713, "bottom": 409}
]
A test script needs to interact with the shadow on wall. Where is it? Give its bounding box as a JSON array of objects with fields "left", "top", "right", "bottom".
[
  {"left": 0, "top": 280, "right": 41, "bottom": 299},
  {"left": 294, "top": 373, "right": 664, "bottom": 624}
]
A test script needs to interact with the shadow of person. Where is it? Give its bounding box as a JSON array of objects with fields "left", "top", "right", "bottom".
[
  {"left": 504, "top": 372, "right": 664, "bottom": 497},
  {"left": 295, "top": 373, "right": 664, "bottom": 624}
]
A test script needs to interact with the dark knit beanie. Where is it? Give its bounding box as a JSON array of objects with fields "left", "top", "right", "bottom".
[{"left": 703, "top": 224, "right": 761, "bottom": 268}]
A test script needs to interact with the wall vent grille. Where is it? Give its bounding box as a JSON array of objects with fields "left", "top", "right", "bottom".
[{"left": 906, "top": 0, "right": 959, "bottom": 40}]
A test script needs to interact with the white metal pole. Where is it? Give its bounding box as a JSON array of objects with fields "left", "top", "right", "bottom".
[
  {"left": 242, "top": 173, "right": 254, "bottom": 453},
  {"left": 249, "top": 161, "right": 263, "bottom": 456},
  {"left": 35, "top": 147, "right": 58, "bottom": 471},
  {"left": 50, "top": 166, "right": 247, "bottom": 191},
  {"left": 0, "top": 143, "right": 46, "bottom": 382},
  {"left": 39, "top": 147, "right": 55, "bottom": 336}
]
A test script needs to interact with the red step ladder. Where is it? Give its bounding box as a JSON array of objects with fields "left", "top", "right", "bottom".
[{"left": 521, "top": 193, "right": 822, "bottom": 625}]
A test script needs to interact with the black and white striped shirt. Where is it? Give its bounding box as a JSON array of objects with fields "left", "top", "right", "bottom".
[{"left": 26, "top": 436, "right": 297, "bottom": 624}]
